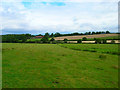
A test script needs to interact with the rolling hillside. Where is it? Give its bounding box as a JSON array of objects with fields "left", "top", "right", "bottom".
[{"left": 54, "top": 34, "right": 119, "bottom": 40}]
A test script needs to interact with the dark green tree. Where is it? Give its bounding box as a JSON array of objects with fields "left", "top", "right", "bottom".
[
  {"left": 88, "top": 32, "right": 91, "bottom": 35},
  {"left": 106, "top": 31, "right": 110, "bottom": 34},
  {"left": 92, "top": 32, "right": 95, "bottom": 35},
  {"left": 94, "top": 38, "right": 96, "bottom": 40},
  {"left": 95, "top": 39, "right": 102, "bottom": 44},
  {"left": 22, "top": 37, "right": 27, "bottom": 43},
  {"left": 50, "top": 37, "right": 55, "bottom": 41},
  {"left": 103, "top": 39, "right": 107, "bottom": 44},
  {"left": 37, "top": 34, "right": 43, "bottom": 36},
  {"left": 41, "top": 37, "right": 48, "bottom": 43},
  {"left": 64, "top": 38, "right": 68, "bottom": 43},
  {"left": 54, "top": 32, "right": 61, "bottom": 37},
  {"left": 41, "top": 33, "right": 50, "bottom": 43},
  {"left": 50, "top": 33, "right": 54, "bottom": 37},
  {"left": 82, "top": 37, "right": 87, "bottom": 41},
  {"left": 111, "top": 40, "right": 115, "bottom": 44},
  {"left": 77, "top": 39, "right": 82, "bottom": 43},
  {"left": 44, "top": 32, "right": 50, "bottom": 37}
]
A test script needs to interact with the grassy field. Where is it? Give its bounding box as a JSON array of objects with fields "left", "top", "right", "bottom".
[
  {"left": 27, "top": 38, "right": 51, "bottom": 42},
  {"left": 59, "top": 44, "right": 119, "bottom": 55},
  {"left": 2, "top": 43, "right": 118, "bottom": 88},
  {"left": 27, "top": 38, "right": 42, "bottom": 41}
]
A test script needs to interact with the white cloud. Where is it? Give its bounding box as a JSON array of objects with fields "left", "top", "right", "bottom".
[
  {"left": 1, "top": 0, "right": 119, "bottom": 2},
  {"left": 0, "top": 0, "right": 118, "bottom": 34}
]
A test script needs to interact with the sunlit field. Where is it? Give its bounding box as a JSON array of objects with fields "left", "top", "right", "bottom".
[{"left": 2, "top": 43, "right": 118, "bottom": 88}]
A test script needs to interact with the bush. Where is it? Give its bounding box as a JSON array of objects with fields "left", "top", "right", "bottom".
[
  {"left": 111, "top": 40, "right": 115, "bottom": 44},
  {"left": 95, "top": 39, "right": 102, "bottom": 44},
  {"left": 77, "top": 39, "right": 82, "bottom": 43},
  {"left": 52, "top": 41, "right": 57, "bottom": 44},
  {"left": 50, "top": 38, "right": 55, "bottom": 41},
  {"left": 82, "top": 37, "right": 87, "bottom": 41},
  {"left": 64, "top": 38, "right": 68, "bottom": 43},
  {"left": 102, "top": 39, "right": 107, "bottom": 44},
  {"left": 99, "top": 55, "right": 106, "bottom": 59}
]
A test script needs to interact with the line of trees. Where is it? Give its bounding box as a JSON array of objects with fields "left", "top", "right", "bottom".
[
  {"left": 47, "top": 31, "right": 110, "bottom": 37},
  {"left": 1, "top": 31, "right": 112, "bottom": 43},
  {"left": 35, "top": 31, "right": 111, "bottom": 37},
  {"left": 2, "top": 34, "right": 33, "bottom": 43}
]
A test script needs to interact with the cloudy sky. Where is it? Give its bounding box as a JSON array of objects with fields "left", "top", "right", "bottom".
[{"left": 0, "top": 0, "right": 119, "bottom": 35}]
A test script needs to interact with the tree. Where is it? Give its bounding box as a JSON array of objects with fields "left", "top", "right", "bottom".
[
  {"left": 85, "top": 32, "right": 89, "bottom": 35},
  {"left": 50, "top": 37, "right": 55, "bottom": 41},
  {"left": 101, "top": 31, "right": 105, "bottom": 34},
  {"left": 88, "top": 32, "right": 91, "bottom": 35},
  {"left": 94, "top": 38, "right": 96, "bottom": 40},
  {"left": 95, "top": 39, "right": 102, "bottom": 44},
  {"left": 37, "top": 34, "right": 43, "bottom": 36},
  {"left": 96, "top": 32, "right": 99, "bottom": 34},
  {"left": 82, "top": 37, "right": 87, "bottom": 41},
  {"left": 41, "top": 37, "right": 48, "bottom": 43},
  {"left": 41, "top": 33, "right": 49, "bottom": 43},
  {"left": 50, "top": 33, "right": 54, "bottom": 37},
  {"left": 77, "top": 39, "right": 82, "bottom": 43},
  {"left": 44, "top": 32, "right": 50, "bottom": 37},
  {"left": 102, "top": 39, "right": 107, "bottom": 44},
  {"left": 64, "top": 38, "right": 68, "bottom": 43},
  {"left": 106, "top": 31, "right": 110, "bottom": 34},
  {"left": 72, "top": 32, "right": 79, "bottom": 35},
  {"left": 22, "top": 37, "right": 27, "bottom": 43},
  {"left": 25, "top": 34, "right": 32, "bottom": 39},
  {"left": 92, "top": 32, "right": 95, "bottom": 35},
  {"left": 54, "top": 32, "right": 61, "bottom": 37},
  {"left": 111, "top": 40, "right": 115, "bottom": 44}
]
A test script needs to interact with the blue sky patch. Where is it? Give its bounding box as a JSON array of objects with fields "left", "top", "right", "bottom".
[
  {"left": 49, "top": 2, "right": 66, "bottom": 6},
  {"left": 41, "top": 2, "right": 47, "bottom": 5},
  {"left": 22, "top": 2, "right": 32, "bottom": 8}
]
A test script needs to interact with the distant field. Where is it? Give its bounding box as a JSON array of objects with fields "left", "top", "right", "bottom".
[
  {"left": 27, "top": 38, "right": 51, "bottom": 42},
  {"left": 54, "top": 34, "right": 119, "bottom": 40},
  {"left": 2, "top": 43, "right": 118, "bottom": 88},
  {"left": 27, "top": 34, "right": 119, "bottom": 42},
  {"left": 69, "top": 36, "right": 119, "bottom": 41}
]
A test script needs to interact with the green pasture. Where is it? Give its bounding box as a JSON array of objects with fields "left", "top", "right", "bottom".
[
  {"left": 27, "top": 38, "right": 51, "bottom": 41},
  {"left": 2, "top": 43, "right": 118, "bottom": 88},
  {"left": 59, "top": 44, "right": 119, "bottom": 55},
  {"left": 27, "top": 38, "right": 42, "bottom": 41}
]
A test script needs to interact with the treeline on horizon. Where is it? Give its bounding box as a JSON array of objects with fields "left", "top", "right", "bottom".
[
  {"left": 37, "top": 31, "right": 111, "bottom": 37},
  {"left": 1, "top": 31, "right": 119, "bottom": 43}
]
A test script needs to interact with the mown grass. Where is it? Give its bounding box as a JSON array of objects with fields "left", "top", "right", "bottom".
[
  {"left": 59, "top": 44, "right": 119, "bottom": 55},
  {"left": 2, "top": 43, "right": 118, "bottom": 88}
]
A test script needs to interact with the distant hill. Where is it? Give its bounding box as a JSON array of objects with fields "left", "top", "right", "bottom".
[{"left": 54, "top": 34, "right": 119, "bottom": 40}]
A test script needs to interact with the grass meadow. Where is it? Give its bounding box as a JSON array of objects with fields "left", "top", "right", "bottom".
[
  {"left": 2, "top": 43, "right": 118, "bottom": 88},
  {"left": 59, "top": 44, "right": 119, "bottom": 55}
]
